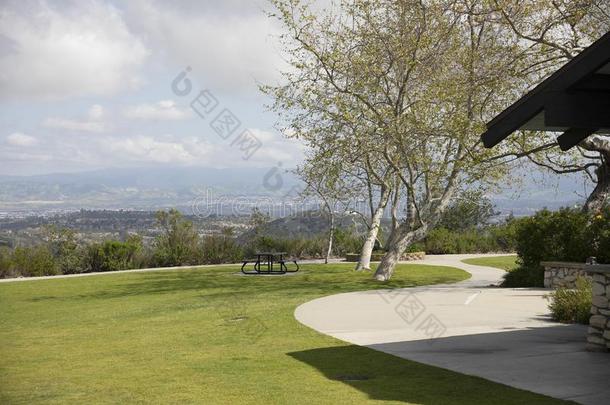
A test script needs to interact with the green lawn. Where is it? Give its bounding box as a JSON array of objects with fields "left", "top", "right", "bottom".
[
  {"left": 462, "top": 255, "right": 519, "bottom": 272},
  {"left": 0, "top": 263, "right": 567, "bottom": 404}
]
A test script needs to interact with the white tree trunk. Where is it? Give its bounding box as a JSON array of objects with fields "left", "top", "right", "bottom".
[
  {"left": 356, "top": 188, "right": 390, "bottom": 271},
  {"left": 355, "top": 205, "right": 385, "bottom": 271},
  {"left": 373, "top": 223, "right": 419, "bottom": 281},
  {"left": 325, "top": 211, "right": 334, "bottom": 264},
  {"left": 374, "top": 186, "right": 454, "bottom": 281}
]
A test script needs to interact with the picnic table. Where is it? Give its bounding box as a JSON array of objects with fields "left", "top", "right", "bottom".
[{"left": 241, "top": 252, "right": 299, "bottom": 275}]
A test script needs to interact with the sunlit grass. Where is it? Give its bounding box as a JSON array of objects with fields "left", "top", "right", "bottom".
[
  {"left": 462, "top": 255, "right": 519, "bottom": 272},
  {"left": 0, "top": 262, "right": 566, "bottom": 404}
]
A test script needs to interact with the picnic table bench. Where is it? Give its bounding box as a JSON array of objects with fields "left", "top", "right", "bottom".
[{"left": 241, "top": 252, "right": 299, "bottom": 275}]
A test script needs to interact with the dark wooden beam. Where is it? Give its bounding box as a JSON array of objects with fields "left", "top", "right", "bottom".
[
  {"left": 557, "top": 128, "right": 597, "bottom": 151},
  {"left": 481, "top": 32, "right": 610, "bottom": 148},
  {"left": 481, "top": 96, "right": 543, "bottom": 148},
  {"left": 571, "top": 74, "right": 610, "bottom": 93},
  {"left": 544, "top": 91, "right": 610, "bottom": 128}
]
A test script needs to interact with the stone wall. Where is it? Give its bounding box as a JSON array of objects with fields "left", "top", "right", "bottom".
[
  {"left": 542, "top": 261, "right": 591, "bottom": 289},
  {"left": 402, "top": 252, "right": 426, "bottom": 261},
  {"left": 586, "top": 265, "right": 610, "bottom": 352}
]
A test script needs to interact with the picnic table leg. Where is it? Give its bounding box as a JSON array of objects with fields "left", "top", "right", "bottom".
[{"left": 279, "top": 254, "right": 288, "bottom": 272}]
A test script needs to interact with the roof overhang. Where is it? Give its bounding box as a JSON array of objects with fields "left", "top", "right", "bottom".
[{"left": 481, "top": 31, "right": 610, "bottom": 151}]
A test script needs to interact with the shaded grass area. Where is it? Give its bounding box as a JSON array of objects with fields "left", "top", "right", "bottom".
[
  {"left": 462, "top": 255, "right": 519, "bottom": 272},
  {"left": 0, "top": 263, "right": 568, "bottom": 404}
]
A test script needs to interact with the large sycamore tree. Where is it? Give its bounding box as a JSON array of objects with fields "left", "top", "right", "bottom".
[{"left": 264, "top": 0, "right": 606, "bottom": 280}]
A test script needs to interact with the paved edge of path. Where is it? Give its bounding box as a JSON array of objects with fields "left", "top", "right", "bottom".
[{"left": 293, "top": 254, "right": 610, "bottom": 405}]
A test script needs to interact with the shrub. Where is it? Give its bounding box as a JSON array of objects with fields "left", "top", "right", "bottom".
[
  {"left": 424, "top": 228, "right": 459, "bottom": 254},
  {"left": 488, "top": 219, "right": 519, "bottom": 252},
  {"left": 588, "top": 210, "right": 610, "bottom": 264},
  {"left": 152, "top": 209, "right": 200, "bottom": 266},
  {"left": 10, "top": 246, "right": 58, "bottom": 277},
  {"left": 44, "top": 226, "right": 84, "bottom": 274},
  {"left": 244, "top": 235, "right": 327, "bottom": 259},
  {"left": 406, "top": 242, "right": 425, "bottom": 253},
  {"left": 501, "top": 264, "right": 544, "bottom": 287},
  {"left": 423, "top": 227, "right": 505, "bottom": 254},
  {"left": 84, "top": 237, "right": 143, "bottom": 272},
  {"left": 506, "top": 207, "right": 610, "bottom": 287},
  {"left": 547, "top": 277, "right": 592, "bottom": 324},
  {"left": 200, "top": 235, "right": 243, "bottom": 264},
  {"left": 0, "top": 247, "right": 12, "bottom": 278},
  {"left": 515, "top": 208, "right": 592, "bottom": 267},
  {"left": 332, "top": 228, "right": 363, "bottom": 256}
]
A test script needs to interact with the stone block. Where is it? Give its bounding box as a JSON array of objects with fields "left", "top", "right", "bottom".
[
  {"left": 591, "top": 306, "right": 600, "bottom": 315},
  {"left": 588, "top": 326, "right": 603, "bottom": 336},
  {"left": 593, "top": 282, "right": 606, "bottom": 296},
  {"left": 588, "top": 333, "right": 606, "bottom": 344},
  {"left": 599, "top": 308, "right": 610, "bottom": 316},
  {"left": 590, "top": 315, "right": 607, "bottom": 329},
  {"left": 604, "top": 330, "right": 610, "bottom": 341},
  {"left": 592, "top": 295, "right": 609, "bottom": 309},
  {"left": 593, "top": 273, "right": 606, "bottom": 283}
]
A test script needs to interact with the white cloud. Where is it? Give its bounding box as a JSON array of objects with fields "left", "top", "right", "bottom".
[
  {"left": 6, "top": 132, "right": 37, "bottom": 147},
  {"left": 88, "top": 104, "right": 105, "bottom": 120},
  {"left": 124, "top": 0, "right": 286, "bottom": 93},
  {"left": 42, "top": 118, "right": 106, "bottom": 133},
  {"left": 103, "top": 135, "right": 194, "bottom": 163},
  {"left": 96, "top": 129, "right": 303, "bottom": 167},
  {"left": 123, "top": 100, "right": 191, "bottom": 120},
  {"left": 42, "top": 104, "right": 108, "bottom": 132},
  {"left": 0, "top": 128, "right": 306, "bottom": 174},
  {"left": 0, "top": 1, "right": 149, "bottom": 100}
]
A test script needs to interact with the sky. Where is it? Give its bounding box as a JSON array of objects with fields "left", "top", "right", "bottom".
[{"left": 0, "top": 0, "right": 306, "bottom": 176}]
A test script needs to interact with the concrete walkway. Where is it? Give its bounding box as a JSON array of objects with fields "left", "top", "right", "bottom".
[{"left": 295, "top": 254, "right": 610, "bottom": 405}]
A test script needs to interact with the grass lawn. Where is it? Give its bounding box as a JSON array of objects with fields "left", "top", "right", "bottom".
[
  {"left": 462, "top": 255, "right": 519, "bottom": 272},
  {"left": 0, "top": 263, "right": 567, "bottom": 404}
]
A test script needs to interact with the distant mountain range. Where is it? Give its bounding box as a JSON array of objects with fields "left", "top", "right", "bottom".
[
  {"left": 0, "top": 165, "right": 591, "bottom": 217},
  {"left": 0, "top": 166, "right": 301, "bottom": 213}
]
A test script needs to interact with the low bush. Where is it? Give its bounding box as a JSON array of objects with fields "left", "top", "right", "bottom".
[
  {"left": 244, "top": 235, "right": 326, "bottom": 259},
  {"left": 516, "top": 208, "right": 593, "bottom": 267},
  {"left": 10, "top": 246, "right": 58, "bottom": 277},
  {"left": 505, "top": 207, "right": 610, "bottom": 287},
  {"left": 200, "top": 235, "right": 243, "bottom": 264},
  {"left": 422, "top": 224, "right": 515, "bottom": 255},
  {"left": 501, "top": 264, "right": 544, "bottom": 287},
  {"left": 547, "top": 277, "right": 592, "bottom": 324},
  {"left": 588, "top": 212, "right": 610, "bottom": 264},
  {"left": 0, "top": 247, "right": 12, "bottom": 278},
  {"left": 84, "top": 237, "right": 143, "bottom": 272}
]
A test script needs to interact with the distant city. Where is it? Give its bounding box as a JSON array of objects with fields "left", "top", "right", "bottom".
[{"left": 0, "top": 165, "right": 590, "bottom": 248}]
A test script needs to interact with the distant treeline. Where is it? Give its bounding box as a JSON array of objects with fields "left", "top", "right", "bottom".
[
  {"left": 0, "top": 202, "right": 526, "bottom": 278},
  {"left": 0, "top": 209, "right": 363, "bottom": 278}
]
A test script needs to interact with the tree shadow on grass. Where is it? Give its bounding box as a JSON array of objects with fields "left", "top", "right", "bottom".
[{"left": 287, "top": 343, "right": 572, "bottom": 404}]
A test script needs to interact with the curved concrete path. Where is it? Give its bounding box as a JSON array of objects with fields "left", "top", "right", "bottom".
[{"left": 295, "top": 254, "right": 610, "bottom": 405}]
